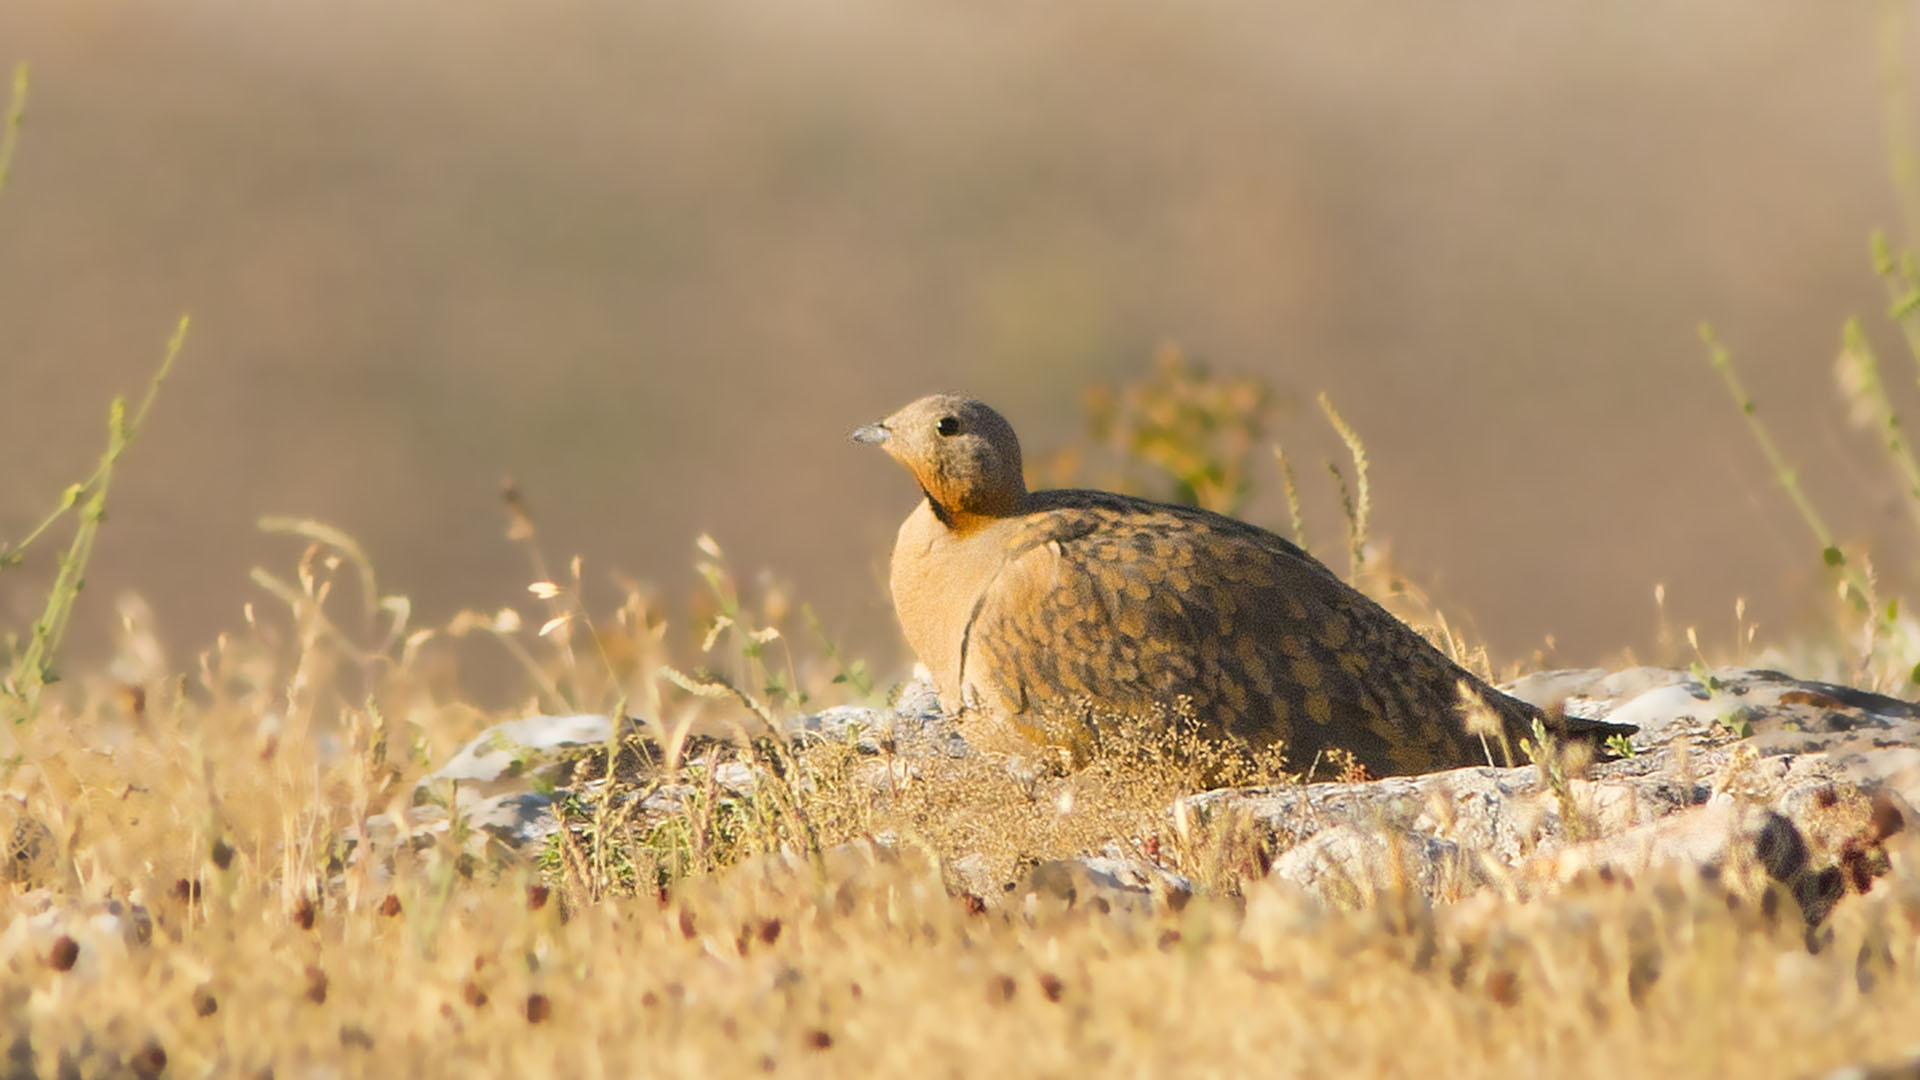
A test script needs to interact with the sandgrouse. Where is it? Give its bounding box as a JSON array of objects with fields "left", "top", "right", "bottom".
[{"left": 853, "top": 393, "right": 1632, "bottom": 779}]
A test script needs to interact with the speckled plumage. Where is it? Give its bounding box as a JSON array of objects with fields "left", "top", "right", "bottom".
[{"left": 853, "top": 394, "right": 1631, "bottom": 778}]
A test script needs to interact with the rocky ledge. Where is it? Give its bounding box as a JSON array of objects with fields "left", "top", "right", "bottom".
[{"left": 358, "top": 665, "right": 1918, "bottom": 928}]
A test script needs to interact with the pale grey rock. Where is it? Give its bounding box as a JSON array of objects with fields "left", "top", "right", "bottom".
[
  {"left": 1501, "top": 667, "right": 1611, "bottom": 712},
  {"left": 712, "top": 760, "right": 758, "bottom": 790},
  {"left": 0, "top": 896, "right": 152, "bottom": 979},
  {"left": 424, "top": 713, "right": 615, "bottom": 797},
  {"left": 1585, "top": 666, "right": 1701, "bottom": 702},
  {"left": 939, "top": 849, "right": 1193, "bottom": 915},
  {"left": 1504, "top": 666, "right": 1693, "bottom": 725},
  {"left": 788, "top": 675, "right": 968, "bottom": 759},
  {"left": 1182, "top": 764, "right": 1703, "bottom": 867},
  {"left": 942, "top": 853, "right": 1003, "bottom": 906},
  {"left": 405, "top": 677, "right": 966, "bottom": 851},
  {"left": 793, "top": 705, "right": 895, "bottom": 752},
  {"left": 357, "top": 805, "right": 447, "bottom": 851},
  {"left": 1508, "top": 666, "right": 1920, "bottom": 753},
  {"left": 893, "top": 669, "right": 945, "bottom": 719},
  {"left": 463, "top": 792, "right": 563, "bottom": 848},
  {"left": 1598, "top": 683, "right": 1718, "bottom": 746},
  {"left": 366, "top": 664, "right": 1915, "bottom": 930},
  {"left": 361, "top": 793, "right": 559, "bottom": 855},
  {"left": 1269, "top": 825, "right": 1478, "bottom": 903},
  {"left": 1196, "top": 664, "right": 1918, "bottom": 912},
  {"left": 1085, "top": 849, "right": 1195, "bottom": 898},
  {"left": 1531, "top": 800, "right": 1788, "bottom": 882},
  {"left": 1014, "top": 858, "right": 1158, "bottom": 917}
]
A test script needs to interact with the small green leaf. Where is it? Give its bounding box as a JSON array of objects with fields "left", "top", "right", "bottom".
[{"left": 1822, "top": 546, "right": 1845, "bottom": 567}]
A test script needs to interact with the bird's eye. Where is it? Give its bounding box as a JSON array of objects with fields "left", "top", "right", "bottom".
[{"left": 936, "top": 416, "right": 961, "bottom": 437}]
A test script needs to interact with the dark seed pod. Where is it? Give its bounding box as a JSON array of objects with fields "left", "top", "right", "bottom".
[{"left": 46, "top": 936, "right": 78, "bottom": 972}]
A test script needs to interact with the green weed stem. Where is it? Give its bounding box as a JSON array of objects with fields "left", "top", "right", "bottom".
[
  {"left": 1700, "top": 326, "right": 1838, "bottom": 550},
  {"left": 0, "top": 64, "right": 25, "bottom": 202},
  {"left": 1699, "top": 324, "right": 1880, "bottom": 614},
  {"left": 1838, "top": 319, "right": 1920, "bottom": 527},
  {"left": 3, "top": 317, "right": 190, "bottom": 719}
]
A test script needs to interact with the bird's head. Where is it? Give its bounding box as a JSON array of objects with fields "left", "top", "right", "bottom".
[{"left": 852, "top": 394, "right": 1027, "bottom": 526}]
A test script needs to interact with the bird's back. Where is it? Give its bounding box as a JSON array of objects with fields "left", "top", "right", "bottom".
[{"left": 957, "top": 489, "right": 1553, "bottom": 777}]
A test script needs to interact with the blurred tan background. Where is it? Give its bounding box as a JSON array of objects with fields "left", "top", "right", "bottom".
[{"left": 2, "top": 0, "right": 1917, "bottom": 698}]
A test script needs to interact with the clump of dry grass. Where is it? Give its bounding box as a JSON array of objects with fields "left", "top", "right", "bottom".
[
  {"left": 3, "top": 659, "right": 1920, "bottom": 1079},
  {"left": 0, "top": 488, "right": 1916, "bottom": 1078},
  {"left": 2, "top": 304, "right": 1915, "bottom": 1079},
  {"left": 4, "top": 85, "right": 1919, "bottom": 1065}
]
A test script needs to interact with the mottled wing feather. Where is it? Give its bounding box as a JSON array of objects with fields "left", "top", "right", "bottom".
[{"left": 961, "top": 495, "right": 1537, "bottom": 776}]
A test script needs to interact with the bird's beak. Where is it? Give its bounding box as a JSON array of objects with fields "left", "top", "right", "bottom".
[{"left": 850, "top": 422, "right": 891, "bottom": 445}]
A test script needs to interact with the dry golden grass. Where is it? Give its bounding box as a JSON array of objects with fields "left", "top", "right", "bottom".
[
  {"left": 0, "top": 522, "right": 1915, "bottom": 1080},
  {"left": 7, "top": 30, "right": 1920, "bottom": 1068},
  {"left": 3, "top": 322, "right": 1917, "bottom": 1076},
  {"left": 6, "top": 743, "right": 1920, "bottom": 1078}
]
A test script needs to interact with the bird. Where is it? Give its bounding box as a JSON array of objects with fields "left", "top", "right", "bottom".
[{"left": 851, "top": 393, "right": 1633, "bottom": 779}]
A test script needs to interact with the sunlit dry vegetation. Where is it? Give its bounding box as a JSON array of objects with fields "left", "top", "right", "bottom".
[
  {"left": 1, "top": 344, "right": 1916, "bottom": 1076},
  {"left": 6, "top": 55, "right": 1920, "bottom": 1080}
]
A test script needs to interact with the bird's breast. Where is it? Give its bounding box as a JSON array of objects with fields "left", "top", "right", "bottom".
[{"left": 888, "top": 502, "right": 1018, "bottom": 712}]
